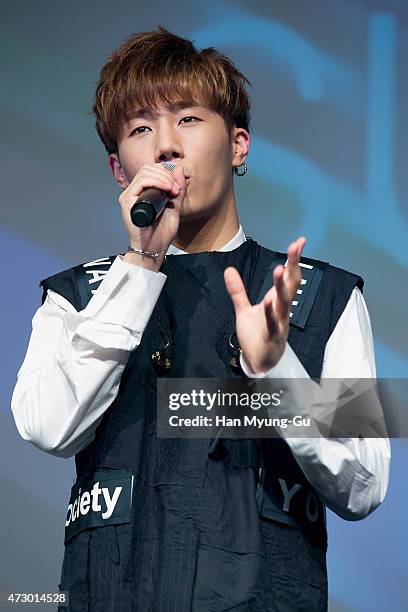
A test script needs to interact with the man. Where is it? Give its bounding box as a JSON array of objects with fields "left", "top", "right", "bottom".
[{"left": 11, "top": 27, "right": 390, "bottom": 611}]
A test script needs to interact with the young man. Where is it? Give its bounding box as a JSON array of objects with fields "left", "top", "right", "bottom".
[{"left": 11, "top": 27, "right": 390, "bottom": 612}]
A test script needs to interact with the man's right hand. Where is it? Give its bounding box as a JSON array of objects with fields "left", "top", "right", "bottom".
[{"left": 118, "top": 162, "right": 188, "bottom": 270}]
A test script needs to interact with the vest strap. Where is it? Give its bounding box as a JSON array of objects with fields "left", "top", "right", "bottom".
[
  {"left": 73, "top": 256, "right": 116, "bottom": 310},
  {"left": 255, "top": 253, "right": 327, "bottom": 330}
]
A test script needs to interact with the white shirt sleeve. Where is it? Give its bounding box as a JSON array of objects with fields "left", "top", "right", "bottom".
[
  {"left": 11, "top": 255, "right": 167, "bottom": 459},
  {"left": 240, "top": 287, "right": 391, "bottom": 520}
]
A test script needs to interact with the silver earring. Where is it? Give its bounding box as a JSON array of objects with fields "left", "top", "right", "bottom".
[{"left": 234, "top": 162, "right": 248, "bottom": 176}]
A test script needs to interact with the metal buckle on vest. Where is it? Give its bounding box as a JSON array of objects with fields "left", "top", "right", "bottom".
[
  {"left": 228, "top": 332, "right": 243, "bottom": 372},
  {"left": 151, "top": 341, "right": 172, "bottom": 376}
]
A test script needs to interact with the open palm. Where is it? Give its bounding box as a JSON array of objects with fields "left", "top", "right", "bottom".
[{"left": 224, "top": 237, "right": 306, "bottom": 374}]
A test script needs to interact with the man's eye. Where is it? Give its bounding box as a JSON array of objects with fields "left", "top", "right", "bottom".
[
  {"left": 179, "top": 116, "right": 200, "bottom": 124},
  {"left": 130, "top": 126, "right": 150, "bottom": 136}
]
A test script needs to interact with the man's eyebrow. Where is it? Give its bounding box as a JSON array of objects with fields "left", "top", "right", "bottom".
[
  {"left": 167, "top": 102, "right": 202, "bottom": 112},
  {"left": 130, "top": 108, "right": 156, "bottom": 119},
  {"left": 130, "top": 103, "right": 203, "bottom": 120}
]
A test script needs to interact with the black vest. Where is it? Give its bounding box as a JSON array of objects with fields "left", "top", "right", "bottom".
[{"left": 41, "top": 237, "right": 363, "bottom": 612}]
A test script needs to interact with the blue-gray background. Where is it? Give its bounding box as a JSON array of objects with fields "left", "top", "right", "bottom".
[{"left": 1, "top": 1, "right": 407, "bottom": 610}]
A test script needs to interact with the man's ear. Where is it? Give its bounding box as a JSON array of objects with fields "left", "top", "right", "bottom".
[
  {"left": 231, "top": 127, "right": 250, "bottom": 171},
  {"left": 109, "top": 154, "right": 130, "bottom": 189}
]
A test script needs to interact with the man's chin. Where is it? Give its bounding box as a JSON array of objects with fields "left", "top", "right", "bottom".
[
  {"left": 179, "top": 208, "right": 211, "bottom": 225},
  {"left": 179, "top": 199, "right": 217, "bottom": 223}
]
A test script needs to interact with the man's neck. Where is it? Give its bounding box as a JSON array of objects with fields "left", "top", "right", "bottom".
[{"left": 171, "top": 202, "right": 240, "bottom": 254}]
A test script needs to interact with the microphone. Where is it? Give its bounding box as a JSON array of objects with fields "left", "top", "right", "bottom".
[{"left": 130, "top": 161, "right": 176, "bottom": 227}]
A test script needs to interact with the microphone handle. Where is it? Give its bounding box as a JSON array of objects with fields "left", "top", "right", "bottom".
[{"left": 130, "top": 188, "right": 169, "bottom": 227}]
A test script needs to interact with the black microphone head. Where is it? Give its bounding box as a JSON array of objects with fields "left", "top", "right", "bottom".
[{"left": 130, "top": 202, "right": 156, "bottom": 227}]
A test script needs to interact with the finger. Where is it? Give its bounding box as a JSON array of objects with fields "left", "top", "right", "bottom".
[
  {"left": 119, "top": 173, "right": 179, "bottom": 208},
  {"left": 291, "top": 236, "right": 306, "bottom": 263},
  {"left": 274, "top": 265, "right": 291, "bottom": 320},
  {"left": 263, "top": 293, "right": 278, "bottom": 337},
  {"left": 169, "top": 165, "right": 186, "bottom": 188},
  {"left": 287, "top": 238, "right": 301, "bottom": 275},
  {"left": 285, "top": 237, "right": 305, "bottom": 291},
  {"left": 297, "top": 236, "right": 306, "bottom": 257},
  {"left": 149, "top": 165, "right": 183, "bottom": 193},
  {"left": 166, "top": 166, "right": 187, "bottom": 204},
  {"left": 131, "top": 173, "right": 175, "bottom": 196},
  {"left": 155, "top": 164, "right": 188, "bottom": 195},
  {"left": 224, "top": 267, "right": 251, "bottom": 314}
]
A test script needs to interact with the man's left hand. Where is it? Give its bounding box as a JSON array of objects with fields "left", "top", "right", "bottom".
[{"left": 224, "top": 237, "right": 306, "bottom": 374}]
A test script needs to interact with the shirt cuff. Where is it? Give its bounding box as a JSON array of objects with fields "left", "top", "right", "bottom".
[
  {"left": 239, "top": 342, "right": 309, "bottom": 379},
  {"left": 239, "top": 343, "right": 326, "bottom": 433},
  {"left": 78, "top": 255, "right": 167, "bottom": 332}
]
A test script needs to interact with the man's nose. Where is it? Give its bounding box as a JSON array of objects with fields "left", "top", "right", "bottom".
[{"left": 154, "top": 123, "right": 183, "bottom": 163}]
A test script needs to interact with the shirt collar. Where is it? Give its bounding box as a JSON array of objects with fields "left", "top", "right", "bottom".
[{"left": 166, "top": 224, "right": 246, "bottom": 255}]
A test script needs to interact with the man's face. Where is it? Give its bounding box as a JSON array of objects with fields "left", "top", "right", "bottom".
[{"left": 109, "top": 103, "right": 249, "bottom": 221}]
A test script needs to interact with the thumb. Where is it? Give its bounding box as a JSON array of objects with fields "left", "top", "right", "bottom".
[
  {"left": 167, "top": 165, "right": 187, "bottom": 212},
  {"left": 224, "top": 267, "right": 251, "bottom": 315},
  {"left": 172, "top": 165, "right": 187, "bottom": 190}
]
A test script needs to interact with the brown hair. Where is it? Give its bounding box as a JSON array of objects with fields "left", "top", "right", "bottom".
[{"left": 92, "top": 26, "right": 251, "bottom": 154}]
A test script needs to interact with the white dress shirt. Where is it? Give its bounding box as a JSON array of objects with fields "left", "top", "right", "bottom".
[{"left": 11, "top": 224, "right": 390, "bottom": 521}]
